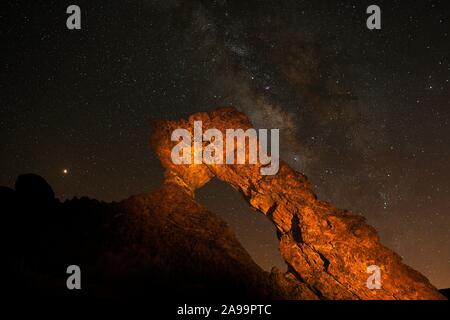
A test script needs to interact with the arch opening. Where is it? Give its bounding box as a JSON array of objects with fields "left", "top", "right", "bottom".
[{"left": 196, "top": 177, "right": 286, "bottom": 272}]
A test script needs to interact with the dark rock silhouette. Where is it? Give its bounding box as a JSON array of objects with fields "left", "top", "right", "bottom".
[
  {"left": 3, "top": 174, "right": 302, "bottom": 300},
  {"left": 15, "top": 173, "right": 55, "bottom": 203}
]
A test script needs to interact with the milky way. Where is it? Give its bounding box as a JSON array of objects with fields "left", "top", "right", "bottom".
[{"left": 1, "top": 0, "right": 449, "bottom": 287}]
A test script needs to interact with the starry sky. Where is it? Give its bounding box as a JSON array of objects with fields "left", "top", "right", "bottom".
[{"left": 1, "top": 0, "right": 449, "bottom": 288}]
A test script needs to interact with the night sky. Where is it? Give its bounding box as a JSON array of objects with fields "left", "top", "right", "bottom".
[{"left": 1, "top": 1, "right": 449, "bottom": 288}]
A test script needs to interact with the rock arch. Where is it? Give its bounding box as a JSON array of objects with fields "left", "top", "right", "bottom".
[{"left": 151, "top": 106, "right": 444, "bottom": 300}]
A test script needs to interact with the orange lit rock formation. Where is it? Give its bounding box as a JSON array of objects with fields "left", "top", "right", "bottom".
[{"left": 151, "top": 107, "right": 445, "bottom": 300}]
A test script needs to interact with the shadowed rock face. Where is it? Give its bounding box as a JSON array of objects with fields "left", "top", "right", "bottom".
[
  {"left": 3, "top": 174, "right": 310, "bottom": 300},
  {"left": 151, "top": 107, "right": 445, "bottom": 300}
]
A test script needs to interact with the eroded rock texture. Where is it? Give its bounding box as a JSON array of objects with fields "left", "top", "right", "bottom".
[{"left": 152, "top": 107, "right": 445, "bottom": 300}]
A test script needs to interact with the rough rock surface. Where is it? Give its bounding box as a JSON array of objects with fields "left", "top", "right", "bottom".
[{"left": 151, "top": 107, "right": 445, "bottom": 300}]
